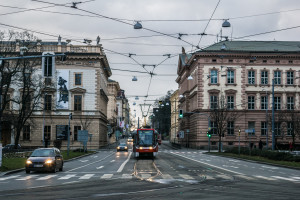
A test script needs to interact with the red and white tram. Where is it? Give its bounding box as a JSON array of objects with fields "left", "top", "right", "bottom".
[{"left": 133, "top": 128, "right": 159, "bottom": 158}]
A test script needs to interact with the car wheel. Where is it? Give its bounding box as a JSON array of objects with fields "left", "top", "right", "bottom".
[
  {"left": 59, "top": 163, "right": 63, "bottom": 171},
  {"left": 25, "top": 170, "right": 30, "bottom": 174}
]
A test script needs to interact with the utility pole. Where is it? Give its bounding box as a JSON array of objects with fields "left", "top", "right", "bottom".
[
  {"left": 272, "top": 79, "right": 275, "bottom": 150},
  {"left": 265, "top": 90, "right": 268, "bottom": 149}
]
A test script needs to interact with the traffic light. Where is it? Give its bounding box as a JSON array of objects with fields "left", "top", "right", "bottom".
[
  {"left": 179, "top": 109, "right": 183, "bottom": 118},
  {"left": 207, "top": 131, "right": 211, "bottom": 138}
]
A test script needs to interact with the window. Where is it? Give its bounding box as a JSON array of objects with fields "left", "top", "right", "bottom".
[
  {"left": 274, "top": 122, "right": 281, "bottom": 136},
  {"left": 261, "top": 122, "right": 267, "bottom": 136},
  {"left": 43, "top": 54, "right": 53, "bottom": 77},
  {"left": 23, "top": 94, "right": 31, "bottom": 111},
  {"left": 75, "top": 73, "right": 82, "bottom": 86},
  {"left": 287, "top": 96, "right": 294, "bottom": 110},
  {"left": 44, "top": 125, "right": 51, "bottom": 140},
  {"left": 74, "top": 126, "right": 81, "bottom": 141},
  {"left": 227, "top": 96, "right": 234, "bottom": 109},
  {"left": 274, "top": 71, "right": 281, "bottom": 85},
  {"left": 211, "top": 70, "right": 218, "bottom": 84},
  {"left": 227, "top": 121, "right": 234, "bottom": 135},
  {"left": 248, "top": 96, "right": 255, "bottom": 110},
  {"left": 210, "top": 121, "right": 217, "bottom": 135},
  {"left": 274, "top": 96, "right": 281, "bottom": 110},
  {"left": 227, "top": 70, "right": 234, "bottom": 84},
  {"left": 287, "top": 71, "right": 294, "bottom": 85},
  {"left": 261, "top": 71, "right": 268, "bottom": 84},
  {"left": 287, "top": 122, "right": 294, "bottom": 136},
  {"left": 210, "top": 95, "right": 218, "bottom": 109},
  {"left": 248, "top": 71, "right": 255, "bottom": 84},
  {"left": 74, "top": 95, "right": 82, "bottom": 111},
  {"left": 23, "top": 125, "right": 30, "bottom": 140},
  {"left": 248, "top": 121, "right": 255, "bottom": 136},
  {"left": 261, "top": 96, "right": 268, "bottom": 110},
  {"left": 44, "top": 94, "right": 52, "bottom": 111}
]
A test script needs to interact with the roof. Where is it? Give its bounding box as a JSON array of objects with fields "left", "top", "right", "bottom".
[
  {"left": 179, "top": 53, "right": 192, "bottom": 65},
  {"left": 202, "top": 41, "right": 300, "bottom": 53}
]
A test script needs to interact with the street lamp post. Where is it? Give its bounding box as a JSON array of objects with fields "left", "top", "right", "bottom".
[
  {"left": 271, "top": 79, "right": 275, "bottom": 150},
  {"left": 67, "top": 113, "right": 72, "bottom": 156}
]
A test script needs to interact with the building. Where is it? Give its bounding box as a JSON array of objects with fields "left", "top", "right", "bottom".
[
  {"left": 170, "top": 90, "right": 179, "bottom": 143},
  {"left": 176, "top": 41, "right": 300, "bottom": 150},
  {"left": 116, "top": 89, "right": 130, "bottom": 138},
  {"left": 107, "top": 79, "right": 120, "bottom": 142},
  {"left": 0, "top": 38, "right": 111, "bottom": 149}
]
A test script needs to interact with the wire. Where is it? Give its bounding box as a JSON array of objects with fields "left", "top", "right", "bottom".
[{"left": 197, "top": 0, "right": 221, "bottom": 47}]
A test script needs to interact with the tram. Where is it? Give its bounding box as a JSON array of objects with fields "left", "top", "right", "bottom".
[{"left": 133, "top": 128, "right": 159, "bottom": 158}]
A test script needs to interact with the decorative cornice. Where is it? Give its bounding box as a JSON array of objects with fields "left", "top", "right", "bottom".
[{"left": 69, "top": 87, "right": 86, "bottom": 93}]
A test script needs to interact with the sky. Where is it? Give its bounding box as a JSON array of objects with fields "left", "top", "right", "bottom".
[{"left": 1, "top": 0, "right": 300, "bottom": 120}]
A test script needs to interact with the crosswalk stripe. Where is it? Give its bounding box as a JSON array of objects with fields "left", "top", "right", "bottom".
[
  {"left": 59, "top": 174, "right": 77, "bottom": 180},
  {"left": 36, "top": 175, "right": 57, "bottom": 180},
  {"left": 216, "top": 174, "right": 232, "bottom": 180},
  {"left": 121, "top": 174, "right": 132, "bottom": 179},
  {"left": 0, "top": 175, "right": 21, "bottom": 181},
  {"left": 272, "top": 176, "right": 300, "bottom": 182},
  {"left": 254, "top": 175, "right": 276, "bottom": 181},
  {"left": 162, "top": 174, "right": 173, "bottom": 179},
  {"left": 235, "top": 175, "right": 255, "bottom": 180},
  {"left": 204, "top": 175, "right": 215, "bottom": 180},
  {"left": 79, "top": 174, "right": 94, "bottom": 179},
  {"left": 16, "top": 175, "right": 38, "bottom": 180},
  {"left": 100, "top": 174, "right": 113, "bottom": 179},
  {"left": 293, "top": 177, "right": 300, "bottom": 180},
  {"left": 179, "top": 174, "right": 194, "bottom": 180}
]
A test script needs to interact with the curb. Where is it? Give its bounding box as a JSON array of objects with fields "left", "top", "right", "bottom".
[
  {"left": 206, "top": 152, "right": 300, "bottom": 170},
  {"left": 0, "top": 151, "right": 98, "bottom": 177}
]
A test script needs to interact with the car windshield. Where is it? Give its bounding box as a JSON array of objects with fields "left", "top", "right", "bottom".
[
  {"left": 30, "top": 149, "right": 55, "bottom": 157},
  {"left": 119, "top": 143, "right": 126, "bottom": 147}
]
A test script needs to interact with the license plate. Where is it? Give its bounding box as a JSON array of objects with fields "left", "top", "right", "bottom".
[{"left": 34, "top": 164, "right": 43, "bottom": 167}]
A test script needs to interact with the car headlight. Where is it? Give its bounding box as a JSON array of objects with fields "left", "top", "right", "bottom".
[
  {"left": 117, "top": 147, "right": 120, "bottom": 149},
  {"left": 26, "top": 160, "right": 32, "bottom": 165},
  {"left": 45, "top": 159, "right": 53, "bottom": 164},
  {"left": 125, "top": 147, "right": 127, "bottom": 149}
]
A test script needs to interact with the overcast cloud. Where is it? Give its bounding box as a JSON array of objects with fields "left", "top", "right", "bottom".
[{"left": 1, "top": 0, "right": 300, "bottom": 118}]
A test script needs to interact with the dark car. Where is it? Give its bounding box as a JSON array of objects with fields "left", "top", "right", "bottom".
[
  {"left": 117, "top": 143, "right": 128, "bottom": 152},
  {"left": 25, "top": 148, "right": 63, "bottom": 174},
  {"left": 2, "top": 144, "right": 22, "bottom": 153}
]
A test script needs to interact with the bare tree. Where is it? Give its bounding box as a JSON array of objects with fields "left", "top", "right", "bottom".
[
  {"left": 1, "top": 31, "right": 47, "bottom": 148},
  {"left": 209, "top": 95, "right": 239, "bottom": 152}
]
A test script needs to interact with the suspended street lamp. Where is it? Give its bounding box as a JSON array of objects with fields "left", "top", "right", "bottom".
[
  {"left": 132, "top": 76, "right": 138, "bottom": 81},
  {"left": 222, "top": 19, "right": 231, "bottom": 28},
  {"left": 134, "top": 21, "right": 143, "bottom": 29}
]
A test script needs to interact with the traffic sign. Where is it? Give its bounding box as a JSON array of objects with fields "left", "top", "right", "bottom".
[{"left": 245, "top": 129, "right": 255, "bottom": 133}]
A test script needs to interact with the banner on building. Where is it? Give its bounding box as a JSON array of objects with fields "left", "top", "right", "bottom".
[
  {"left": 56, "top": 70, "right": 69, "bottom": 109},
  {"left": 119, "top": 121, "right": 125, "bottom": 128}
]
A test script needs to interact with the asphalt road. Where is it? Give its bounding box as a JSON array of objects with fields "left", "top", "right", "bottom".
[{"left": 0, "top": 140, "right": 299, "bottom": 200}]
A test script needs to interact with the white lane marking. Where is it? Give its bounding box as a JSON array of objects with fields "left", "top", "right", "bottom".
[
  {"left": 254, "top": 175, "right": 276, "bottom": 181},
  {"left": 110, "top": 160, "right": 115, "bottom": 163},
  {"left": 80, "top": 160, "right": 89, "bottom": 163},
  {"left": 217, "top": 174, "right": 232, "bottom": 180},
  {"left": 261, "top": 165, "right": 278, "bottom": 170},
  {"left": 97, "top": 166, "right": 104, "bottom": 169},
  {"left": 58, "top": 174, "right": 77, "bottom": 180},
  {"left": 0, "top": 175, "right": 21, "bottom": 181},
  {"left": 62, "top": 181, "right": 80, "bottom": 184},
  {"left": 171, "top": 152, "right": 244, "bottom": 175},
  {"left": 279, "top": 172, "right": 286, "bottom": 175},
  {"left": 67, "top": 152, "right": 115, "bottom": 172},
  {"left": 101, "top": 174, "right": 113, "bottom": 179},
  {"left": 235, "top": 175, "right": 255, "bottom": 180},
  {"left": 179, "top": 174, "right": 194, "bottom": 180},
  {"left": 293, "top": 177, "right": 300, "bottom": 180},
  {"left": 162, "top": 174, "right": 173, "bottom": 179},
  {"left": 16, "top": 175, "right": 38, "bottom": 180},
  {"left": 122, "top": 174, "right": 132, "bottom": 179},
  {"left": 272, "top": 176, "right": 300, "bottom": 182},
  {"left": 92, "top": 156, "right": 98, "bottom": 158},
  {"left": 117, "top": 152, "right": 132, "bottom": 173},
  {"left": 222, "top": 165, "right": 239, "bottom": 169},
  {"left": 229, "top": 160, "right": 240, "bottom": 163},
  {"left": 79, "top": 174, "right": 94, "bottom": 179},
  {"left": 36, "top": 175, "right": 57, "bottom": 180}
]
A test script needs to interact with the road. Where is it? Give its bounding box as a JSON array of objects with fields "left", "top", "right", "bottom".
[{"left": 0, "top": 140, "right": 299, "bottom": 199}]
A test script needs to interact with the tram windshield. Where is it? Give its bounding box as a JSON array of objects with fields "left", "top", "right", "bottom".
[{"left": 138, "top": 130, "right": 154, "bottom": 146}]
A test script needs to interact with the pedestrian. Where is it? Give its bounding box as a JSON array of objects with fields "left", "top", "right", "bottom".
[
  {"left": 289, "top": 141, "right": 293, "bottom": 152},
  {"left": 259, "top": 139, "right": 263, "bottom": 150}
]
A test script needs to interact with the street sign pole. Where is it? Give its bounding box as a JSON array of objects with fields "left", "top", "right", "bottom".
[
  {"left": 67, "top": 113, "right": 72, "bottom": 156},
  {"left": 208, "top": 137, "right": 210, "bottom": 152},
  {"left": 238, "top": 131, "right": 240, "bottom": 155}
]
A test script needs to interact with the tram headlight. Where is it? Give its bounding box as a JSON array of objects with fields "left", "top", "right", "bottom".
[
  {"left": 149, "top": 147, "right": 153, "bottom": 150},
  {"left": 139, "top": 147, "right": 143, "bottom": 150}
]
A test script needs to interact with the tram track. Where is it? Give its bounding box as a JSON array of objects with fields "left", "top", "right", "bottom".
[{"left": 133, "top": 158, "right": 162, "bottom": 181}]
